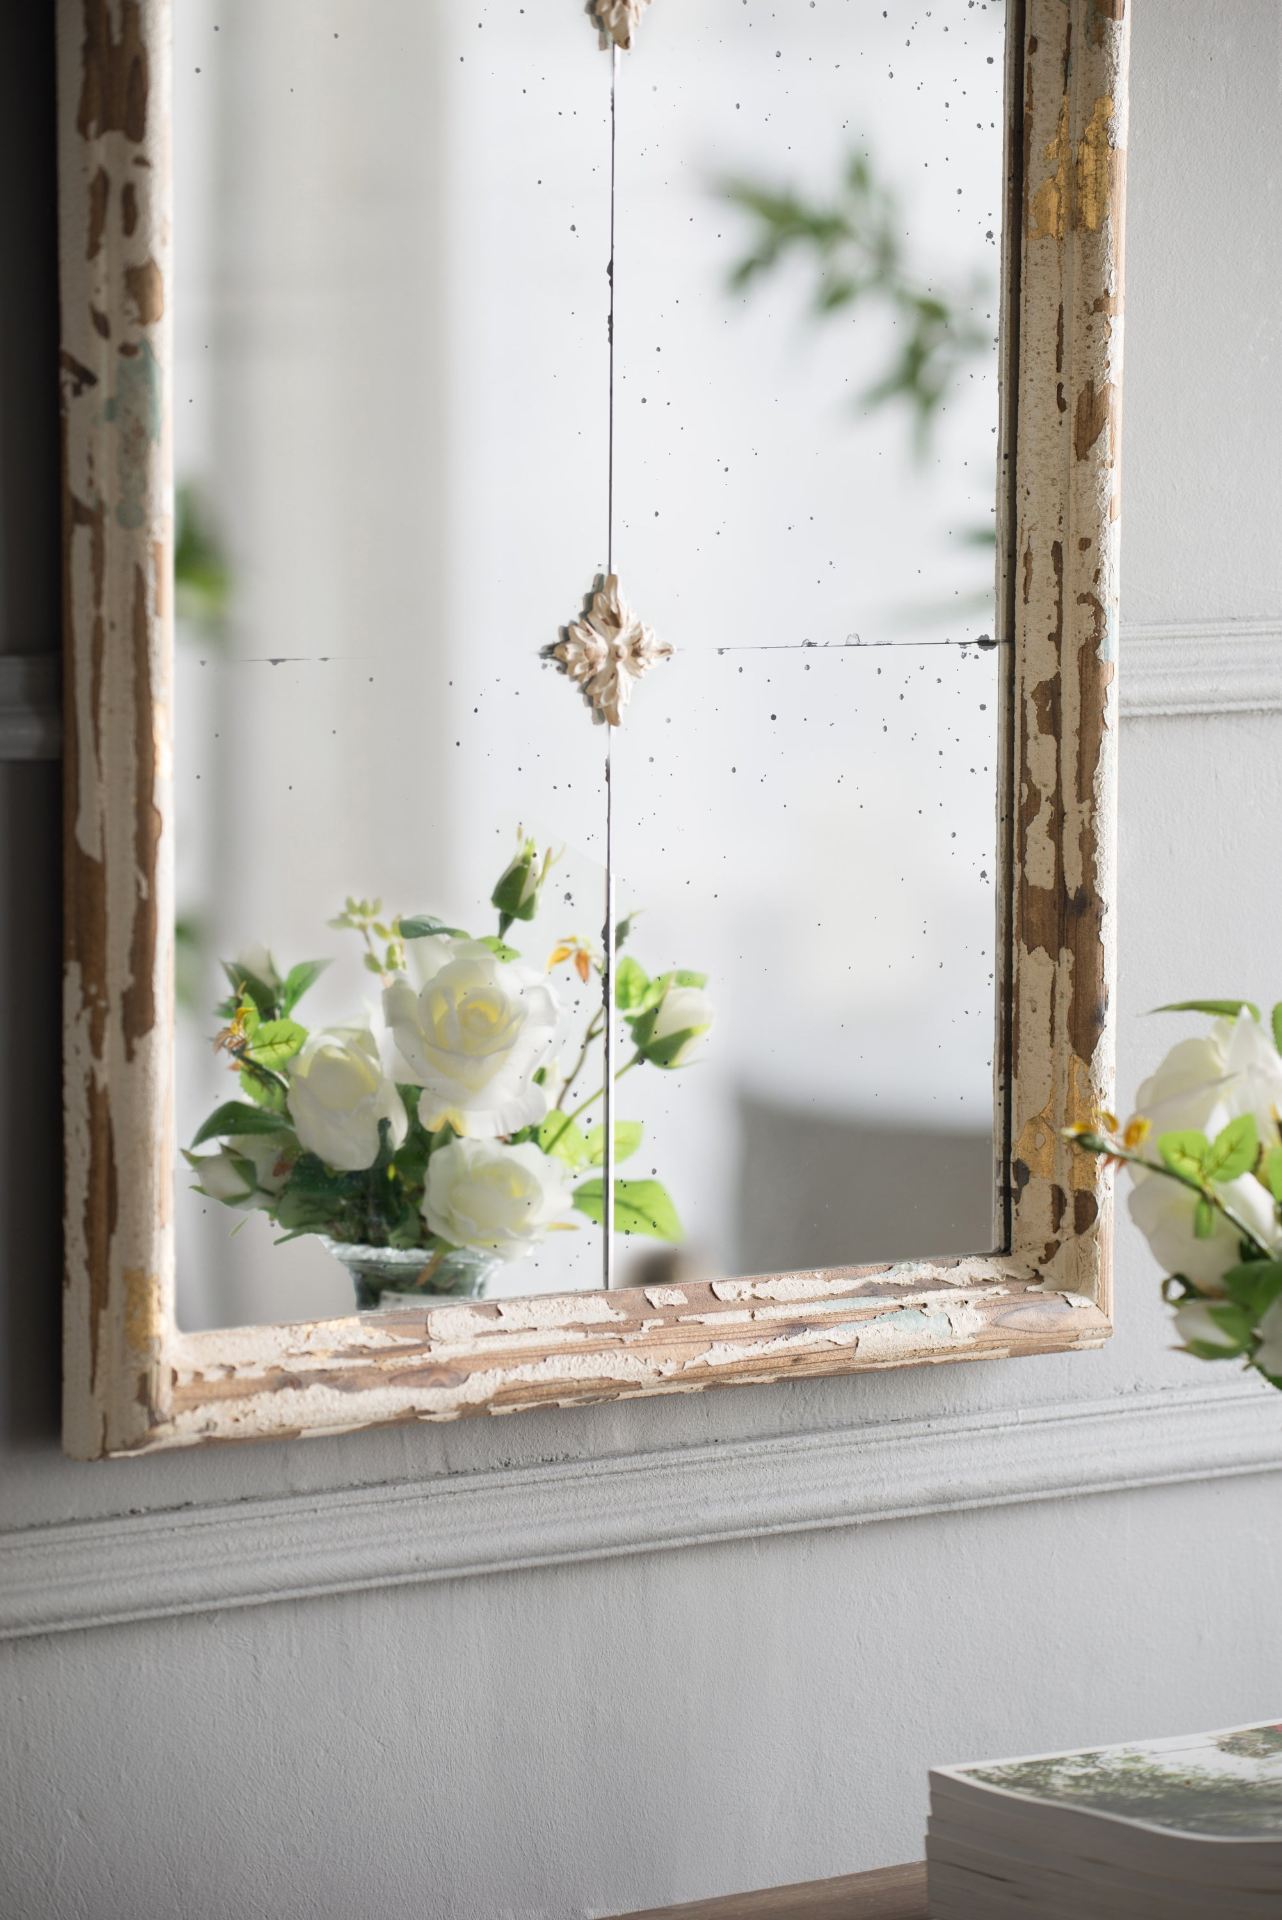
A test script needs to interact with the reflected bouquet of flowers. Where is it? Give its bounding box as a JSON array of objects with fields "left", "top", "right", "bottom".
[
  {"left": 1067, "top": 998, "right": 1282, "bottom": 1388},
  {"left": 185, "top": 839, "right": 712, "bottom": 1303}
]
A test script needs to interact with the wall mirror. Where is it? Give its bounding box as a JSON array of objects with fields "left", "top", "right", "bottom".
[{"left": 58, "top": 0, "right": 1129, "bottom": 1457}]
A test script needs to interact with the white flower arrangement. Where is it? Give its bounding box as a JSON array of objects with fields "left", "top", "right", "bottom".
[
  {"left": 185, "top": 838, "right": 710, "bottom": 1299},
  {"left": 1067, "top": 1000, "right": 1282, "bottom": 1386}
]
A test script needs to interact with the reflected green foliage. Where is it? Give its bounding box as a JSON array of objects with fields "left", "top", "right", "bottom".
[
  {"left": 174, "top": 915, "right": 205, "bottom": 1015},
  {"left": 725, "top": 152, "right": 991, "bottom": 454},
  {"left": 174, "top": 482, "right": 231, "bottom": 624}
]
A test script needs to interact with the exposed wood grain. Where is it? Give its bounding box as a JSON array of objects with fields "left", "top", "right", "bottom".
[
  {"left": 1008, "top": 0, "right": 1127, "bottom": 1309},
  {"left": 59, "top": 2, "right": 1128, "bottom": 1457},
  {"left": 611, "top": 1861, "right": 927, "bottom": 1920},
  {"left": 58, "top": 0, "right": 173, "bottom": 1457}
]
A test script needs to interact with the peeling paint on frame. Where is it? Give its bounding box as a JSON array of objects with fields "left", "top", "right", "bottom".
[{"left": 58, "top": 0, "right": 1128, "bottom": 1456}]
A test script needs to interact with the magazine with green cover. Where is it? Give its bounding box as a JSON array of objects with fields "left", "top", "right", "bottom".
[
  {"left": 927, "top": 1720, "right": 1282, "bottom": 1903},
  {"left": 953, "top": 1720, "right": 1282, "bottom": 1839}
]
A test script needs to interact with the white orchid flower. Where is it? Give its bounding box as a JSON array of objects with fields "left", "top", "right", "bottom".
[{"left": 1128, "top": 1169, "right": 1282, "bottom": 1292}]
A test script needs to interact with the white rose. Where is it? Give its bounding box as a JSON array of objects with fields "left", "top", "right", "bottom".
[
  {"left": 423, "top": 1138, "right": 574, "bottom": 1259},
  {"left": 384, "top": 936, "right": 558, "bottom": 1138},
  {"left": 1254, "top": 1297, "right": 1282, "bottom": 1378},
  {"left": 1128, "top": 1169, "right": 1282, "bottom": 1291},
  {"left": 1131, "top": 1010, "right": 1282, "bottom": 1143},
  {"left": 647, "top": 983, "right": 714, "bottom": 1067},
  {"left": 1172, "top": 1299, "right": 1251, "bottom": 1356},
  {"left": 286, "top": 1026, "right": 407, "bottom": 1171}
]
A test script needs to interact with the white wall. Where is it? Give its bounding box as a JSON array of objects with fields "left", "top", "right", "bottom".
[{"left": 5, "top": 6, "right": 1282, "bottom": 1916}]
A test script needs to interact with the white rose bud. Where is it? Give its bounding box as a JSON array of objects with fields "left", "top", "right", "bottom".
[
  {"left": 230, "top": 1132, "right": 294, "bottom": 1195},
  {"left": 423, "top": 1138, "right": 575, "bottom": 1259},
  {"left": 644, "top": 983, "right": 714, "bottom": 1069},
  {"left": 190, "top": 1146, "right": 258, "bottom": 1205},
  {"left": 286, "top": 1026, "right": 407, "bottom": 1172},
  {"left": 1128, "top": 1170, "right": 1281, "bottom": 1291},
  {"left": 384, "top": 936, "right": 558, "bottom": 1138}
]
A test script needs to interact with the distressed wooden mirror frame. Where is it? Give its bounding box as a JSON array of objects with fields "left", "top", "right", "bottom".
[{"left": 58, "top": 0, "right": 1129, "bottom": 1458}]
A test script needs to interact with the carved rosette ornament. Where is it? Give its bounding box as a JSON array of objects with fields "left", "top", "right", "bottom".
[
  {"left": 590, "top": 0, "right": 652, "bottom": 52},
  {"left": 550, "top": 574, "right": 673, "bottom": 726}
]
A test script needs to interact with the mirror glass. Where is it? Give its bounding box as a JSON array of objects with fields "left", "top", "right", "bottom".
[{"left": 172, "top": 0, "right": 1007, "bottom": 1329}]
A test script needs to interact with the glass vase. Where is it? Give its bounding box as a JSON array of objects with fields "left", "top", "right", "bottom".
[{"left": 321, "top": 1240, "right": 503, "bottom": 1310}]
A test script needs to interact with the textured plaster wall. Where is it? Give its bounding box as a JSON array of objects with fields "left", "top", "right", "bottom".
[{"left": 4, "top": 6, "right": 1282, "bottom": 1917}]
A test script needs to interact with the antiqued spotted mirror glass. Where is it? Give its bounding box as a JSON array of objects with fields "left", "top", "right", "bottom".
[{"left": 58, "top": 0, "right": 1128, "bottom": 1453}]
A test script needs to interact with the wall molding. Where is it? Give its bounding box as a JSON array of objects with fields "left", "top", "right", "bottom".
[
  {"left": 3, "top": 1382, "right": 1281, "bottom": 1639},
  {"left": 1121, "top": 619, "right": 1282, "bottom": 717}
]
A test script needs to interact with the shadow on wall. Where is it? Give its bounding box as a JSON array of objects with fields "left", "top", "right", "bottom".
[{"left": 736, "top": 1095, "right": 995, "bottom": 1273}]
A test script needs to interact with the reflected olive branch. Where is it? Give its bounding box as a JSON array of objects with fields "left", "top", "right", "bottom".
[{"left": 724, "top": 151, "right": 992, "bottom": 456}]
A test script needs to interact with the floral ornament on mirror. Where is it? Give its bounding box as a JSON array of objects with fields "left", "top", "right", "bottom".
[
  {"left": 548, "top": 574, "right": 673, "bottom": 727},
  {"left": 589, "top": 0, "right": 652, "bottom": 53},
  {"left": 184, "top": 847, "right": 711, "bottom": 1305},
  {"left": 1066, "top": 1000, "right": 1282, "bottom": 1388}
]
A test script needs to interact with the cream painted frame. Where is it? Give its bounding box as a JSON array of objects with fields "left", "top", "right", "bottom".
[{"left": 58, "top": 0, "right": 1128, "bottom": 1458}]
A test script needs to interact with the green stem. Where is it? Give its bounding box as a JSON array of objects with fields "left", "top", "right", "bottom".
[
  {"left": 555, "top": 1014, "right": 604, "bottom": 1111},
  {"left": 564, "top": 1055, "right": 640, "bottom": 1126},
  {"left": 1073, "top": 1134, "right": 1274, "bottom": 1263}
]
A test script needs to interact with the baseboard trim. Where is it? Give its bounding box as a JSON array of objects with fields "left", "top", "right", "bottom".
[
  {"left": 1121, "top": 620, "right": 1282, "bottom": 717},
  {"left": 3, "top": 1382, "right": 1281, "bottom": 1639}
]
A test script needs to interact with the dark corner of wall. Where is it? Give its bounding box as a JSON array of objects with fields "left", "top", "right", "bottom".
[{"left": 0, "top": 7, "right": 65, "bottom": 1446}]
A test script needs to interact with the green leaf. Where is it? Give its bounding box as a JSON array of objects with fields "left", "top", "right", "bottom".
[
  {"left": 1273, "top": 1004, "right": 1282, "bottom": 1056},
  {"left": 673, "top": 970, "right": 708, "bottom": 989},
  {"left": 584, "top": 1120, "right": 644, "bottom": 1166},
  {"left": 1157, "top": 1130, "right": 1210, "bottom": 1182},
  {"left": 1266, "top": 1147, "right": 1282, "bottom": 1205},
  {"left": 398, "top": 914, "right": 468, "bottom": 941},
  {"left": 1194, "top": 1197, "right": 1216, "bottom": 1240},
  {"left": 238, "top": 1066, "right": 287, "bottom": 1112},
  {"left": 572, "top": 1177, "right": 684, "bottom": 1242},
  {"left": 1152, "top": 998, "right": 1260, "bottom": 1023},
  {"left": 280, "top": 958, "right": 330, "bottom": 1015},
  {"left": 614, "top": 911, "right": 639, "bottom": 951},
  {"left": 614, "top": 955, "right": 650, "bottom": 1011},
  {"left": 537, "top": 1111, "right": 589, "bottom": 1168},
  {"left": 1204, "top": 1113, "right": 1258, "bottom": 1183},
  {"left": 478, "top": 935, "right": 521, "bottom": 963},
  {"left": 1222, "top": 1261, "right": 1282, "bottom": 1319},
  {"left": 1181, "top": 1302, "right": 1256, "bottom": 1358},
  {"left": 640, "top": 1027, "right": 702, "bottom": 1070},
  {"left": 243, "top": 1018, "right": 307, "bottom": 1070},
  {"left": 191, "top": 1101, "right": 295, "bottom": 1149}
]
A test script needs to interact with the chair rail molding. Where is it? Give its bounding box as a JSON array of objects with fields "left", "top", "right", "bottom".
[
  {"left": 1120, "top": 619, "right": 1282, "bottom": 717},
  {"left": 4, "top": 1382, "right": 1281, "bottom": 1640}
]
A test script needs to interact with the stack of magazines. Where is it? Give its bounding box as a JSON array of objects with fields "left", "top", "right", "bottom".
[{"left": 927, "top": 1720, "right": 1282, "bottom": 1916}]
